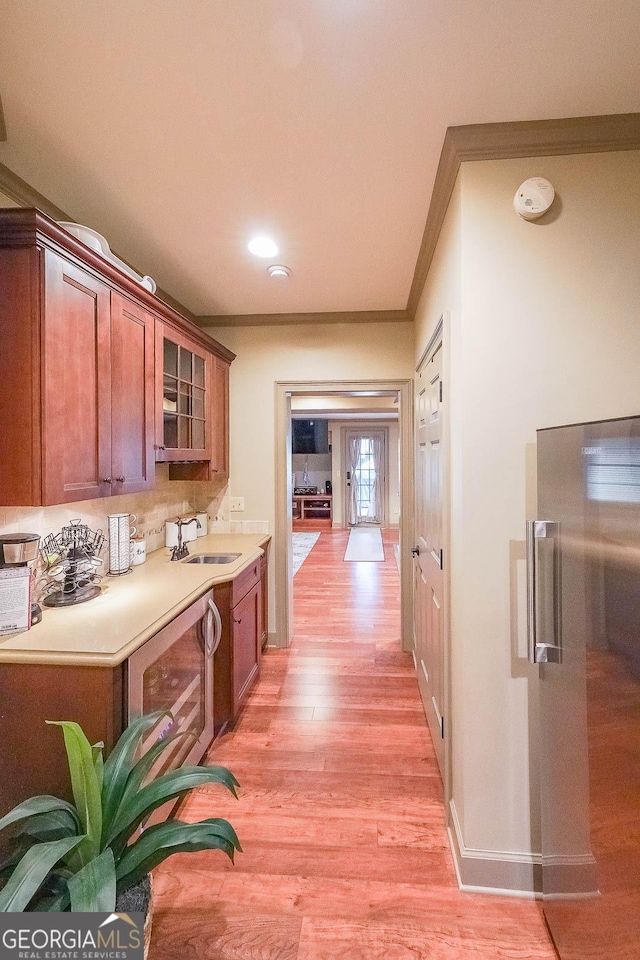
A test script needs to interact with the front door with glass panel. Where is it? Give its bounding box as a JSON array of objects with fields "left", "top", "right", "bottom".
[{"left": 344, "top": 429, "right": 387, "bottom": 526}]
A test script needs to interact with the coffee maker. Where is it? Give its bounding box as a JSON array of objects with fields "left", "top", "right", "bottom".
[{"left": 0, "top": 533, "right": 42, "bottom": 627}]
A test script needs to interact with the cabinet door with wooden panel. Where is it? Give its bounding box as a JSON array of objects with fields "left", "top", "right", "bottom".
[
  {"left": 42, "top": 249, "right": 113, "bottom": 504},
  {"left": 212, "top": 356, "right": 230, "bottom": 477},
  {"left": 110, "top": 292, "right": 155, "bottom": 495},
  {"left": 260, "top": 550, "right": 269, "bottom": 650},
  {"left": 232, "top": 579, "right": 261, "bottom": 709},
  {"left": 213, "top": 555, "right": 265, "bottom": 734}
]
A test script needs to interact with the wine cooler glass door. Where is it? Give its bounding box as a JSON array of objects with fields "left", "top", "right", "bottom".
[{"left": 128, "top": 589, "right": 217, "bottom": 779}]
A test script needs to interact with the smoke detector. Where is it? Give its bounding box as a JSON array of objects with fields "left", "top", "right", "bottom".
[
  {"left": 267, "top": 264, "right": 291, "bottom": 279},
  {"left": 513, "top": 178, "right": 555, "bottom": 221}
]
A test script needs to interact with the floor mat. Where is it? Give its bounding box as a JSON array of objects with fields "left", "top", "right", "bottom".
[
  {"left": 344, "top": 527, "right": 385, "bottom": 561},
  {"left": 292, "top": 532, "right": 321, "bottom": 575}
]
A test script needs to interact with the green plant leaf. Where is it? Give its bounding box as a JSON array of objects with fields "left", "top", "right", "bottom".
[
  {"left": 15, "top": 808, "right": 81, "bottom": 843},
  {"left": 106, "top": 765, "right": 239, "bottom": 857},
  {"left": 29, "top": 869, "right": 72, "bottom": 912},
  {"left": 115, "top": 819, "right": 240, "bottom": 891},
  {"left": 31, "top": 890, "right": 71, "bottom": 912},
  {"left": 0, "top": 796, "right": 79, "bottom": 835},
  {"left": 46, "top": 722, "right": 102, "bottom": 866},
  {"left": 92, "top": 742, "right": 105, "bottom": 796},
  {"left": 0, "top": 836, "right": 81, "bottom": 912},
  {"left": 101, "top": 711, "right": 170, "bottom": 845},
  {"left": 121, "top": 730, "right": 197, "bottom": 806},
  {"left": 68, "top": 848, "right": 116, "bottom": 913}
]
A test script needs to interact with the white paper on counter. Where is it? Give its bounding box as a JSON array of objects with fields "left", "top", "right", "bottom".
[{"left": 0, "top": 567, "right": 31, "bottom": 635}]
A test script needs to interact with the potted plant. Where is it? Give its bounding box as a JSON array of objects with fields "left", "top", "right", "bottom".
[{"left": 0, "top": 712, "right": 241, "bottom": 934}]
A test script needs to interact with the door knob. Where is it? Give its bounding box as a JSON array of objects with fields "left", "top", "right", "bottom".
[{"left": 411, "top": 545, "right": 420, "bottom": 557}]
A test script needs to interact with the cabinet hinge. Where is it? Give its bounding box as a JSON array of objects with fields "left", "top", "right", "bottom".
[
  {"left": 441, "top": 716, "right": 445, "bottom": 739},
  {"left": 439, "top": 381, "right": 443, "bottom": 402},
  {"left": 440, "top": 548, "right": 444, "bottom": 569}
]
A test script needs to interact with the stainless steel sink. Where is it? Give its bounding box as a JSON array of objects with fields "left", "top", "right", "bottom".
[{"left": 184, "top": 553, "right": 241, "bottom": 564}]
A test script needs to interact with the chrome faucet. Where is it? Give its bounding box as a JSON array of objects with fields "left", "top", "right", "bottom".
[{"left": 169, "top": 517, "right": 199, "bottom": 561}]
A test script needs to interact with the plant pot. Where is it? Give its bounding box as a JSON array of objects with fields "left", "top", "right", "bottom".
[{"left": 115, "top": 874, "right": 153, "bottom": 959}]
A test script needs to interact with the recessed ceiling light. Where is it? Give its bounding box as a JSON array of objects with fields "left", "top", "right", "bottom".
[
  {"left": 267, "top": 264, "right": 291, "bottom": 279},
  {"left": 248, "top": 236, "right": 279, "bottom": 257}
]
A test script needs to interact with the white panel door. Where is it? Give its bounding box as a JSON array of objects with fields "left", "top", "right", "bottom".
[{"left": 414, "top": 342, "right": 445, "bottom": 776}]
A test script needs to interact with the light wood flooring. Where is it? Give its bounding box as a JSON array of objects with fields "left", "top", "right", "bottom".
[{"left": 151, "top": 529, "right": 556, "bottom": 959}]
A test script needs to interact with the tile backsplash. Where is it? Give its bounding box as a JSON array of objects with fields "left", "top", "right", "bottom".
[{"left": 0, "top": 465, "right": 229, "bottom": 553}]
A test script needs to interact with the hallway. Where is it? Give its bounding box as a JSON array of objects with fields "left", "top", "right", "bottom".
[{"left": 151, "top": 530, "right": 556, "bottom": 959}]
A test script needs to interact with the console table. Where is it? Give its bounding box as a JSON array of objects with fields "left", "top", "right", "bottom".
[{"left": 292, "top": 494, "right": 333, "bottom": 530}]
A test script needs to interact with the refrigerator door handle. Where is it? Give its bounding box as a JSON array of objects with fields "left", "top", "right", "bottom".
[{"left": 526, "top": 520, "right": 562, "bottom": 664}]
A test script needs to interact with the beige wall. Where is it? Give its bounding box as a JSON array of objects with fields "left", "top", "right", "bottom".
[
  {"left": 415, "top": 150, "right": 640, "bottom": 888},
  {"left": 0, "top": 466, "right": 228, "bottom": 556},
  {"left": 205, "top": 321, "right": 415, "bottom": 633}
]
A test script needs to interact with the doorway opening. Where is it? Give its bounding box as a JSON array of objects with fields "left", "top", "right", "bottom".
[{"left": 275, "top": 379, "right": 413, "bottom": 650}]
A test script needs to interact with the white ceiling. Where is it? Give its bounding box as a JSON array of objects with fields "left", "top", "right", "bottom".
[{"left": 0, "top": 0, "right": 639, "bottom": 318}]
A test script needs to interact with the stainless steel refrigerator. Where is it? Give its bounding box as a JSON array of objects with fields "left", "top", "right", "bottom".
[{"left": 531, "top": 415, "right": 640, "bottom": 959}]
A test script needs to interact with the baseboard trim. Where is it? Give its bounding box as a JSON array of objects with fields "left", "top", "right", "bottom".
[{"left": 448, "top": 799, "right": 542, "bottom": 896}]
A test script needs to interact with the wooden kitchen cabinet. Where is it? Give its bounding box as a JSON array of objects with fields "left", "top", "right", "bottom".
[
  {"left": 213, "top": 554, "right": 264, "bottom": 734},
  {"left": 5, "top": 249, "right": 155, "bottom": 505},
  {"left": 155, "top": 320, "right": 213, "bottom": 463},
  {"left": 232, "top": 580, "right": 261, "bottom": 706},
  {"left": 212, "top": 356, "right": 230, "bottom": 476},
  {"left": 155, "top": 322, "right": 230, "bottom": 480},
  {"left": 260, "top": 548, "right": 269, "bottom": 649},
  {"left": 109, "top": 292, "right": 156, "bottom": 496},
  {"left": 0, "top": 208, "right": 234, "bottom": 505},
  {"left": 0, "top": 661, "right": 124, "bottom": 852},
  {"left": 41, "top": 250, "right": 113, "bottom": 503}
]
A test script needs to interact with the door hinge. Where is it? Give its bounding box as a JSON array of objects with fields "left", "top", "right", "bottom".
[
  {"left": 439, "top": 548, "right": 444, "bottom": 569},
  {"left": 439, "top": 381, "right": 443, "bottom": 402},
  {"left": 441, "top": 716, "right": 445, "bottom": 739}
]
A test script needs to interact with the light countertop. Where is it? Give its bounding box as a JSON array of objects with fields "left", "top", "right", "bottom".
[{"left": 0, "top": 533, "right": 270, "bottom": 667}]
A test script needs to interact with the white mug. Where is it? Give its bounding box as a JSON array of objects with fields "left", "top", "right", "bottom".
[{"left": 131, "top": 538, "right": 146, "bottom": 566}]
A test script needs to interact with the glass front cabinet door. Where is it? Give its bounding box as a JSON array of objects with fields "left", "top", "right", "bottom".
[{"left": 155, "top": 321, "right": 213, "bottom": 461}]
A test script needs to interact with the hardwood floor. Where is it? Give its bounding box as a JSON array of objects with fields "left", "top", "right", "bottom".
[{"left": 151, "top": 529, "right": 556, "bottom": 959}]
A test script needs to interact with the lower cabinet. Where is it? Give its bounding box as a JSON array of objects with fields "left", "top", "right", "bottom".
[
  {"left": 214, "top": 555, "right": 263, "bottom": 735},
  {"left": 0, "top": 555, "right": 266, "bottom": 840},
  {"left": 260, "top": 549, "right": 269, "bottom": 650}
]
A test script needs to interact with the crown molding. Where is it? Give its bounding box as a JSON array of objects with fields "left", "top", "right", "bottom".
[
  {"left": 3, "top": 112, "right": 638, "bottom": 329},
  {"left": 0, "top": 159, "right": 198, "bottom": 323},
  {"left": 406, "top": 112, "right": 640, "bottom": 318},
  {"left": 199, "top": 309, "right": 410, "bottom": 328}
]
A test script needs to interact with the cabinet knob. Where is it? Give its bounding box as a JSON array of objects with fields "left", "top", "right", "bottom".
[
  {"left": 155, "top": 444, "right": 166, "bottom": 451},
  {"left": 233, "top": 617, "right": 242, "bottom": 624},
  {"left": 103, "top": 477, "right": 113, "bottom": 484},
  {"left": 115, "top": 476, "right": 125, "bottom": 483}
]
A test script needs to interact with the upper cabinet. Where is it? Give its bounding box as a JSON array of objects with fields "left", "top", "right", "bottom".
[
  {"left": 155, "top": 321, "right": 230, "bottom": 480},
  {"left": 155, "top": 321, "right": 213, "bottom": 462},
  {"left": 0, "top": 209, "right": 234, "bottom": 506}
]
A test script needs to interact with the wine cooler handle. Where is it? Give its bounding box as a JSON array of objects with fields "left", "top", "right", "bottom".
[
  {"left": 526, "top": 520, "right": 562, "bottom": 664},
  {"left": 207, "top": 598, "right": 223, "bottom": 657}
]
